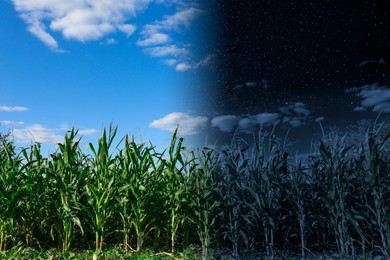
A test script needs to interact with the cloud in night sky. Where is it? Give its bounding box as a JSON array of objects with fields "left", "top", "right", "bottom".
[
  {"left": 210, "top": 103, "right": 312, "bottom": 134},
  {"left": 279, "top": 102, "right": 311, "bottom": 127},
  {"left": 211, "top": 115, "right": 239, "bottom": 133},
  {"left": 348, "top": 84, "right": 390, "bottom": 113},
  {"left": 358, "top": 58, "right": 387, "bottom": 67},
  {"left": 149, "top": 112, "right": 208, "bottom": 135},
  {"left": 232, "top": 79, "right": 270, "bottom": 91}
]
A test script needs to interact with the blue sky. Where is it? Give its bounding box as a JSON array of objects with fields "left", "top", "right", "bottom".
[{"left": 0, "top": 0, "right": 213, "bottom": 153}]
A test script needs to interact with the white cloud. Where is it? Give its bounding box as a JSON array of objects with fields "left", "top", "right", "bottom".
[
  {"left": 136, "top": 33, "right": 170, "bottom": 46},
  {"left": 163, "top": 59, "right": 178, "bottom": 66},
  {"left": 13, "top": 124, "right": 64, "bottom": 144},
  {"left": 138, "top": 6, "right": 208, "bottom": 71},
  {"left": 211, "top": 115, "right": 239, "bottom": 133},
  {"left": 78, "top": 128, "right": 98, "bottom": 135},
  {"left": 145, "top": 44, "right": 189, "bottom": 57},
  {"left": 10, "top": 123, "right": 98, "bottom": 144},
  {"left": 0, "top": 105, "right": 29, "bottom": 112},
  {"left": 140, "top": 7, "right": 202, "bottom": 36},
  {"left": 170, "top": 55, "right": 215, "bottom": 72},
  {"left": 0, "top": 120, "right": 25, "bottom": 126},
  {"left": 149, "top": 112, "right": 208, "bottom": 135},
  {"left": 117, "top": 24, "right": 136, "bottom": 37},
  {"left": 175, "top": 62, "right": 192, "bottom": 72},
  {"left": 13, "top": 0, "right": 150, "bottom": 50},
  {"left": 100, "top": 38, "right": 118, "bottom": 45}
]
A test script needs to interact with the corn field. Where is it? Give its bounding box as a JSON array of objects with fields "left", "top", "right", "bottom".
[{"left": 0, "top": 123, "right": 389, "bottom": 259}]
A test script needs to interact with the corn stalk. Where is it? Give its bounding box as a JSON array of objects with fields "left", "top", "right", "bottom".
[
  {"left": 117, "top": 136, "right": 155, "bottom": 252},
  {"left": 47, "top": 128, "right": 86, "bottom": 252},
  {"left": 0, "top": 139, "right": 22, "bottom": 251},
  {"left": 85, "top": 125, "right": 119, "bottom": 251},
  {"left": 191, "top": 147, "right": 222, "bottom": 260},
  {"left": 160, "top": 129, "right": 193, "bottom": 255}
]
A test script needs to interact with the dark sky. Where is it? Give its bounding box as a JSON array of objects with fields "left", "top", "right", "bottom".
[{"left": 203, "top": 0, "right": 390, "bottom": 153}]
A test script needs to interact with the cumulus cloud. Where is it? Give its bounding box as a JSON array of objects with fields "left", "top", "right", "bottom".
[
  {"left": 279, "top": 102, "right": 311, "bottom": 127},
  {"left": 167, "top": 54, "right": 215, "bottom": 72},
  {"left": 145, "top": 44, "right": 189, "bottom": 57},
  {"left": 0, "top": 105, "right": 28, "bottom": 112},
  {"left": 11, "top": 124, "right": 98, "bottom": 144},
  {"left": 175, "top": 62, "right": 192, "bottom": 72},
  {"left": 78, "top": 128, "right": 99, "bottom": 135},
  {"left": 136, "top": 33, "right": 170, "bottom": 46},
  {"left": 211, "top": 103, "right": 311, "bottom": 133},
  {"left": 211, "top": 115, "right": 240, "bottom": 133},
  {"left": 149, "top": 112, "right": 208, "bottom": 135},
  {"left": 347, "top": 84, "right": 390, "bottom": 113},
  {"left": 13, "top": 0, "right": 210, "bottom": 72},
  {"left": 0, "top": 120, "right": 25, "bottom": 126},
  {"left": 13, "top": 0, "right": 149, "bottom": 50},
  {"left": 13, "top": 124, "right": 64, "bottom": 144},
  {"left": 358, "top": 58, "right": 387, "bottom": 67},
  {"left": 139, "top": 7, "right": 203, "bottom": 38},
  {"left": 233, "top": 79, "right": 271, "bottom": 91},
  {"left": 137, "top": 6, "right": 209, "bottom": 71},
  {"left": 254, "top": 113, "right": 280, "bottom": 125}
]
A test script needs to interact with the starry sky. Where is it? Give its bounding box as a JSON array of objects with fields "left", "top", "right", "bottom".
[{"left": 205, "top": 0, "right": 390, "bottom": 153}]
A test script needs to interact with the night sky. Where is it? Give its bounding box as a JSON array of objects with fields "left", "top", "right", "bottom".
[{"left": 203, "top": 0, "right": 390, "bottom": 153}]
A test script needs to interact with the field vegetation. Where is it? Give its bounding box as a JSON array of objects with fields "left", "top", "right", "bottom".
[{"left": 0, "top": 122, "right": 389, "bottom": 259}]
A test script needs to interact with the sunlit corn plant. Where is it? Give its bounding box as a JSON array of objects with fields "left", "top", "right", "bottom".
[
  {"left": 85, "top": 125, "right": 119, "bottom": 250},
  {"left": 159, "top": 129, "right": 193, "bottom": 255},
  {"left": 46, "top": 128, "right": 87, "bottom": 252},
  {"left": 117, "top": 136, "right": 156, "bottom": 252},
  {"left": 18, "top": 143, "right": 47, "bottom": 248},
  {"left": 0, "top": 138, "right": 22, "bottom": 251}
]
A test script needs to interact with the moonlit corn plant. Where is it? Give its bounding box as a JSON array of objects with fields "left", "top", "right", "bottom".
[
  {"left": 218, "top": 138, "right": 254, "bottom": 258},
  {"left": 360, "top": 132, "right": 390, "bottom": 257},
  {"left": 246, "top": 135, "right": 289, "bottom": 258},
  {"left": 310, "top": 135, "right": 356, "bottom": 256}
]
